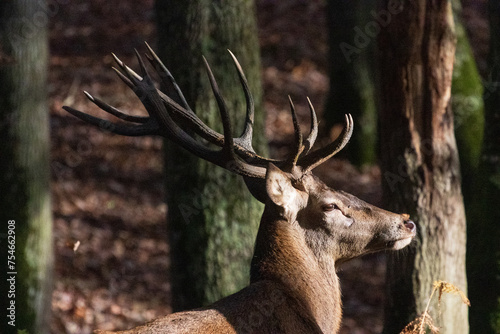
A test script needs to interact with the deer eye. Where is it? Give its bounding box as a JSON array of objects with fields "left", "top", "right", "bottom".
[{"left": 322, "top": 203, "right": 339, "bottom": 212}]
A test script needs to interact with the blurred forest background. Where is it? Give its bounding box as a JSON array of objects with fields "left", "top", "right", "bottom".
[{"left": 1, "top": 0, "right": 499, "bottom": 333}]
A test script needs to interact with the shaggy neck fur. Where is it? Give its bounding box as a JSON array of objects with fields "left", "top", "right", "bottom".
[{"left": 250, "top": 207, "right": 342, "bottom": 333}]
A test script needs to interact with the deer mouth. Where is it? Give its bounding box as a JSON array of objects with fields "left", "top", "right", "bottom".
[
  {"left": 392, "top": 236, "right": 414, "bottom": 250},
  {"left": 391, "top": 223, "right": 416, "bottom": 250}
]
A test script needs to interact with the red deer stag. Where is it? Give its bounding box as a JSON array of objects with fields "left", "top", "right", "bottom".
[{"left": 64, "top": 43, "right": 416, "bottom": 334}]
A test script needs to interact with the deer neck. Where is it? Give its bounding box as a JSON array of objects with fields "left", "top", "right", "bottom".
[{"left": 250, "top": 208, "right": 342, "bottom": 333}]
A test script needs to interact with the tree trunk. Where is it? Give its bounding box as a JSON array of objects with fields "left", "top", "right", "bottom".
[
  {"left": 0, "top": 1, "right": 52, "bottom": 333},
  {"left": 377, "top": 1, "right": 468, "bottom": 333},
  {"left": 451, "top": 0, "right": 484, "bottom": 202},
  {"left": 155, "top": 0, "right": 266, "bottom": 311},
  {"left": 324, "top": 0, "right": 377, "bottom": 167},
  {"left": 467, "top": 1, "right": 500, "bottom": 332}
]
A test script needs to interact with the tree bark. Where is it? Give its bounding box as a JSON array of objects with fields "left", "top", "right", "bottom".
[
  {"left": 155, "top": 0, "right": 266, "bottom": 311},
  {"left": 0, "top": 0, "right": 52, "bottom": 333},
  {"left": 377, "top": 1, "right": 468, "bottom": 333}
]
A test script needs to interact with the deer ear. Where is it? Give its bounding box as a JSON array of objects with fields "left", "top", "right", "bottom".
[{"left": 266, "top": 163, "right": 299, "bottom": 208}]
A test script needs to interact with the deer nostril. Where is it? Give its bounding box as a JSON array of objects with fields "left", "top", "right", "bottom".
[{"left": 404, "top": 220, "right": 416, "bottom": 234}]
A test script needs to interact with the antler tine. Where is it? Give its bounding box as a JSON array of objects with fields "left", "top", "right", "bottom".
[
  {"left": 144, "top": 42, "right": 191, "bottom": 110},
  {"left": 303, "top": 97, "right": 318, "bottom": 154},
  {"left": 287, "top": 96, "right": 304, "bottom": 167},
  {"left": 134, "top": 48, "right": 149, "bottom": 77},
  {"left": 83, "top": 91, "right": 149, "bottom": 123},
  {"left": 202, "top": 56, "right": 235, "bottom": 151},
  {"left": 63, "top": 105, "right": 159, "bottom": 136},
  {"left": 228, "top": 50, "right": 256, "bottom": 153},
  {"left": 201, "top": 56, "right": 271, "bottom": 177},
  {"left": 112, "top": 66, "right": 135, "bottom": 90},
  {"left": 110, "top": 54, "right": 143, "bottom": 90},
  {"left": 201, "top": 55, "right": 268, "bottom": 168},
  {"left": 111, "top": 53, "right": 143, "bottom": 82},
  {"left": 299, "top": 113, "right": 354, "bottom": 172}
]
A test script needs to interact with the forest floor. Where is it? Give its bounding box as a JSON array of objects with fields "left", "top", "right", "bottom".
[{"left": 49, "top": 0, "right": 487, "bottom": 333}]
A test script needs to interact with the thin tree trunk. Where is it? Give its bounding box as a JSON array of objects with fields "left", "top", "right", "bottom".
[
  {"left": 324, "top": 0, "right": 377, "bottom": 167},
  {"left": 377, "top": 1, "right": 468, "bottom": 333},
  {"left": 0, "top": 0, "right": 52, "bottom": 332},
  {"left": 451, "top": 0, "right": 484, "bottom": 202},
  {"left": 155, "top": 0, "right": 266, "bottom": 311}
]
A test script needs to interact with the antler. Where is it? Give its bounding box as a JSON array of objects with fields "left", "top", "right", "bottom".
[{"left": 63, "top": 43, "right": 353, "bottom": 187}]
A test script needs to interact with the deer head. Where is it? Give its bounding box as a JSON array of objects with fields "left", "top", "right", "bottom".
[
  {"left": 260, "top": 164, "right": 415, "bottom": 265},
  {"left": 65, "top": 43, "right": 416, "bottom": 334}
]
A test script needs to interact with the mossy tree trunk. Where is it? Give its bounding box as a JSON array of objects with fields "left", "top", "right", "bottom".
[
  {"left": 450, "top": 0, "right": 484, "bottom": 202},
  {"left": 0, "top": 1, "right": 52, "bottom": 333},
  {"left": 155, "top": 0, "right": 266, "bottom": 311},
  {"left": 378, "top": 1, "right": 468, "bottom": 333},
  {"left": 467, "top": 1, "right": 500, "bottom": 332},
  {"left": 324, "top": 0, "right": 377, "bottom": 167}
]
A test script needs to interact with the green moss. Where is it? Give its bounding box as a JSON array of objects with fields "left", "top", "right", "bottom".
[{"left": 451, "top": 15, "right": 485, "bottom": 175}]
